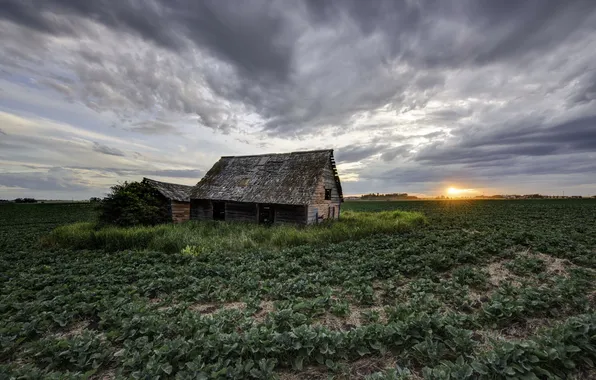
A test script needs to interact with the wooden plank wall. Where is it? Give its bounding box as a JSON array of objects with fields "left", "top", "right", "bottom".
[
  {"left": 225, "top": 201, "right": 258, "bottom": 222},
  {"left": 190, "top": 199, "right": 213, "bottom": 221},
  {"left": 306, "top": 160, "right": 342, "bottom": 224},
  {"left": 274, "top": 205, "right": 307, "bottom": 224},
  {"left": 171, "top": 201, "right": 190, "bottom": 223}
]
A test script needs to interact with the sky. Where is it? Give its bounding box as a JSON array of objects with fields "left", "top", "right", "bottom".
[{"left": 0, "top": 0, "right": 595, "bottom": 200}]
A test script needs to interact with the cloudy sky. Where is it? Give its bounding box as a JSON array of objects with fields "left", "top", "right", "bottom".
[{"left": 1, "top": 0, "right": 595, "bottom": 199}]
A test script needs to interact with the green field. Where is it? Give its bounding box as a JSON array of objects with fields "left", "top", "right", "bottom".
[{"left": 1, "top": 200, "right": 595, "bottom": 379}]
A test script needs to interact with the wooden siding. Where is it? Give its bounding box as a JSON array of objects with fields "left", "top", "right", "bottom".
[
  {"left": 171, "top": 201, "right": 190, "bottom": 223},
  {"left": 191, "top": 199, "right": 308, "bottom": 225},
  {"left": 190, "top": 199, "right": 212, "bottom": 221},
  {"left": 306, "top": 160, "right": 342, "bottom": 224},
  {"left": 225, "top": 201, "right": 258, "bottom": 222},
  {"left": 274, "top": 204, "right": 307, "bottom": 224}
]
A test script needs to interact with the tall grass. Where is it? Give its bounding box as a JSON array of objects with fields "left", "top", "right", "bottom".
[{"left": 43, "top": 210, "right": 427, "bottom": 254}]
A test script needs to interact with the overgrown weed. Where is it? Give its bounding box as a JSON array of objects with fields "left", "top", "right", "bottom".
[{"left": 42, "top": 210, "right": 428, "bottom": 254}]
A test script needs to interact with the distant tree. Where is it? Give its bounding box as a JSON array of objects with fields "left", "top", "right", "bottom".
[
  {"left": 14, "top": 198, "right": 37, "bottom": 203},
  {"left": 98, "top": 181, "right": 170, "bottom": 227},
  {"left": 89, "top": 197, "right": 102, "bottom": 203}
]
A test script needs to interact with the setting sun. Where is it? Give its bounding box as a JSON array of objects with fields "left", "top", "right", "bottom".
[{"left": 446, "top": 187, "right": 476, "bottom": 196}]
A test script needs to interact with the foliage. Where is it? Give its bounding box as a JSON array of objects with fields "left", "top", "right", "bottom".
[
  {"left": 451, "top": 266, "right": 490, "bottom": 289},
  {"left": 505, "top": 255, "right": 547, "bottom": 275},
  {"left": 97, "top": 181, "right": 171, "bottom": 227},
  {"left": 1, "top": 199, "right": 595, "bottom": 378},
  {"left": 43, "top": 210, "right": 428, "bottom": 253},
  {"left": 14, "top": 197, "right": 37, "bottom": 203}
]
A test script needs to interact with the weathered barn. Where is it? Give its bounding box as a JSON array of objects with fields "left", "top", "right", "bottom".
[
  {"left": 142, "top": 178, "right": 193, "bottom": 223},
  {"left": 190, "top": 149, "right": 343, "bottom": 225}
]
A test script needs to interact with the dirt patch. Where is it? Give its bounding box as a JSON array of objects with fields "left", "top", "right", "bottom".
[
  {"left": 527, "top": 252, "right": 574, "bottom": 276},
  {"left": 482, "top": 250, "right": 573, "bottom": 289},
  {"left": 570, "top": 368, "right": 596, "bottom": 380},
  {"left": 588, "top": 290, "right": 596, "bottom": 307},
  {"left": 477, "top": 318, "right": 564, "bottom": 350},
  {"left": 314, "top": 306, "right": 387, "bottom": 330},
  {"left": 277, "top": 355, "right": 417, "bottom": 380},
  {"left": 277, "top": 366, "right": 329, "bottom": 380},
  {"left": 314, "top": 314, "right": 357, "bottom": 331},
  {"left": 485, "top": 260, "right": 520, "bottom": 287},
  {"left": 53, "top": 320, "right": 89, "bottom": 339},
  {"left": 253, "top": 300, "right": 276, "bottom": 323},
  {"left": 189, "top": 301, "right": 246, "bottom": 315},
  {"left": 348, "top": 355, "right": 397, "bottom": 378},
  {"left": 499, "top": 318, "right": 560, "bottom": 339},
  {"left": 90, "top": 367, "right": 116, "bottom": 380}
]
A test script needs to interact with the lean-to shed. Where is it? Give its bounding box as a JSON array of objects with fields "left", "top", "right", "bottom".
[
  {"left": 190, "top": 149, "right": 343, "bottom": 225},
  {"left": 142, "top": 178, "right": 193, "bottom": 223}
]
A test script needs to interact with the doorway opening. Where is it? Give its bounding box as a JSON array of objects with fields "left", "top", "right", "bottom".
[
  {"left": 259, "top": 204, "right": 274, "bottom": 224},
  {"left": 212, "top": 201, "right": 225, "bottom": 220}
]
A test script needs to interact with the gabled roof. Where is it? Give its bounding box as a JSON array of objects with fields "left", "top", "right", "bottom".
[
  {"left": 191, "top": 149, "right": 343, "bottom": 205},
  {"left": 142, "top": 178, "right": 193, "bottom": 202}
]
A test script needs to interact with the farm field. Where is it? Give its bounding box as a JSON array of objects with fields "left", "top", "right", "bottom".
[{"left": 1, "top": 200, "right": 595, "bottom": 379}]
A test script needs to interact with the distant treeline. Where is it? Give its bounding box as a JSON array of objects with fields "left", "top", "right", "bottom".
[
  {"left": 358, "top": 193, "right": 418, "bottom": 200},
  {"left": 0, "top": 198, "right": 38, "bottom": 203},
  {"left": 13, "top": 198, "right": 38, "bottom": 203},
  {"left": 474, "top": 194, "right": 593, "bottom": 199}
]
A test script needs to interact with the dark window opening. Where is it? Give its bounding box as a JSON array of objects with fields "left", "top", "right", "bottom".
[
  {"left": 259, "top": 204, "right": 274, "bottom": 225},
  {"left": 324, "top": 188, "right": 332, "bottom": 200},
  {"left": 213, "top": 201, "right": 225, "bottom": 221}
]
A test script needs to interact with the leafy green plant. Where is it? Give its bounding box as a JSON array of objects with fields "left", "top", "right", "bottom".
[
  {"left": 505, "top": 256, "right": 547, "bottom": 275},
  {"left": 451, "top": 266, "right": 490, "bottom": 289}
]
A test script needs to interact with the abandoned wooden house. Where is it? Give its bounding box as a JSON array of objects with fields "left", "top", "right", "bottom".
[
  {"left": 190, "top": 149, "right": 343, "bottom": 224},
  {"left": 142, "top": 178, "right": 193, "bottom": 223}
]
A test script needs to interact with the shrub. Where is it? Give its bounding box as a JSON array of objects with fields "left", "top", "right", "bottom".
[{"left": 98, "top": 181, "right": 170, "bottom": 227}]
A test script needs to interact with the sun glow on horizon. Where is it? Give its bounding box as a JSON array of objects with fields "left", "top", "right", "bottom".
[{"left": 446, "top": 187, "right": 476, "bottom": 196}]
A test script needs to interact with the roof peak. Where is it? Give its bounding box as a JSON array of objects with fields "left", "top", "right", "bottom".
[{"left": 221, "top": 149, "right": 333, "bottom": 159}]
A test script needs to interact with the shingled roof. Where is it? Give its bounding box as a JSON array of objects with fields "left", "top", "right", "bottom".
[
  {"left": 142, "top": 178, "right": 193, "bottom": 202},
  {"left": 191, "top": 149, "right": 343, "bottom": 205}
]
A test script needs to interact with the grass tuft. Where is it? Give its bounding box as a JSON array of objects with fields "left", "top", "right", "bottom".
[{"left": 42, "top": 210, "right": 427, "bottom": 254}]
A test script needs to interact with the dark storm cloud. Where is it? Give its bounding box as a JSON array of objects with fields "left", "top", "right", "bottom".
[
  {"left": 4, "top": 0, "right": 591, "bottom": 137},
  {"left": 2, "top": 0, "right": 596, "bottom": 194},
  {"left": 92, "top": 142, "right": 125, "bottom": 157},
  {"left": 0, "top": 0, "right": 293, "bottom": 81},
  {"left": 469, "top": 0, "right": 596, "bottom": 64},
  {"left": 0, "top": 128, "right": 6, "bottom": 135},
  {"left": 380, "top": 145, "right": 414, "bottom": 162},
  {"left": 304, "top": 0, "right": 595, "bottom": 68},
  {"left": 416, "top": 115, "right": 596, "bottom": 165}
]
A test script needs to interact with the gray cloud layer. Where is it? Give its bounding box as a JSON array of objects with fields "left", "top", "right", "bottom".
[
  {"left": 1, "top": 0, "right": 596, "bottom": 196},
  {"left": 92, "top": 142, "right": 125, "bottom": 157}
]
